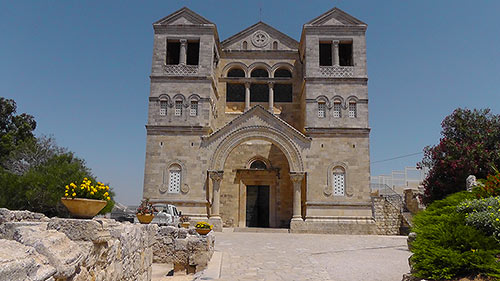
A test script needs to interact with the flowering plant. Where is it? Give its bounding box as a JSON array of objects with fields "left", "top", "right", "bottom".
[
  {"left": 195, "top": 221, "right": 212, "bottom": 230},
  {"left": 136, "top": 199, "right": 157, "bottom": 215},
  {"left": 473, "top": 167, "right": 500, "bottom": 198},
  {"left": 64, "top": 178, "right": 111, "bottom": 201}
]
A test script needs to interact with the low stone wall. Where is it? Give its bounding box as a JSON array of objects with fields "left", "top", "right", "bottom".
[
  {"left": 153, "top": 226, "right": 215, "bottom": 274},
  {"left": 0, "top": 208, "right": 157, "bottom": 281},
  {"left": 372, "top": 196, "right": 402, "bottom": 235}
]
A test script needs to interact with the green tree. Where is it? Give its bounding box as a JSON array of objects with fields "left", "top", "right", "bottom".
[
  {"left": 418, "top": 108, "right": 500, "bottom": 204},
  {"left": 0, "top": 97, "right": 36, "bottom": 167}
]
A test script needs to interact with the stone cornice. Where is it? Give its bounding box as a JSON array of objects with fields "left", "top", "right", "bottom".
[
  {"left": 146, "top": 125, "right": 211, "bottom": 135},
  {"left": 306, "top": 201, "right": 372, "bottom": 207},
  {"left": 150, "top": 75, "right": 213, "bottom": 82},
  {"left": 148, "top": 198, "right": 208, "bottom": 205},
  {"left": 221, "top": 50, "right": 299, "bottom": 60},
  {"left": 304, "top": 77, "right": 368, "bottom": 84},
  {"left": 303, "top": 25, "right": 366, "bottom": 34},
  {"left": 305, "top": 127, "right": 370, "bottom": 137}
]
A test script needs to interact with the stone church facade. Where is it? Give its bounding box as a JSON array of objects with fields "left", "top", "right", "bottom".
[{"left": 143, "top": 7, "right": 373, "bottom": 233}]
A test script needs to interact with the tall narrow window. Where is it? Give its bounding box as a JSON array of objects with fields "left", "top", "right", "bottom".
[
  {"left": 242, "top": 41, "right": 248, "bottom": 50},
  {"left": 348, "top": 102, "right": 357, "bottom": 118},
  {"left": 318, "top": 102, "right": 326, "bottom": 118},
  {"left": 272, "top": 41, "right": 278, "bottom": 50},
  {"left": 333, "top": 102, "right": 341, "bottom": 118},
  {"left": 339, "top": 42, "right": 353, "bottom": 66},
  {"left": 168, "top": 164, "right": 181, "bottom": 193},
  {"left": 175, "top": 101, "right": 183, "bottom": 116},
  {"left": 190, "top": 101, "right": 198, "bottom": 116},
  {"left": 333, "top": 167, "right": 345, "bottom": 196},
  {"left": 160, "top": 100, "right": 167, "bottom": 116},
  {"left": 319, "top": 42, "right": 333, "bottom": 66},
  {"left": 186, "top": 41, "right": 200, "bottom": 65},
  {"left": 166, "top": 41, "right": 180, "bottom": 65}
]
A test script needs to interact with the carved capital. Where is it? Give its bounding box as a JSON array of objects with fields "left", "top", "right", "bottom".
[
  {"left": 180, "top": 39, "right": 187, "bottom": 45},
  {"left": 244, "top": 82, "right": 251, "bottom": 88},
  {"left": 289, "top": 172, "right": 305, "bottom": 183},
  {"left": 268, "top": 81, "right": 275, "bottom": 88},
  {"left": 332, "top": 40, "right": 340, "bottom": 46},
  {"left": 208, "top": 170, "right": 224, "bottom": 182}
]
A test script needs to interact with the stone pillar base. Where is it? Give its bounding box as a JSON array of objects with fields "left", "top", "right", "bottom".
[{"left": 208, "top": 217, "right": 223, "bottom": 232}]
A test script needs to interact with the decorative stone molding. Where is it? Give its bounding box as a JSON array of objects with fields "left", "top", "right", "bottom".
[
  {"left": 163, "top": 64, "right": 199, "bottom": 76},
  {"left": 319, "top": 65, "right": 354, "bottom": 78},
  {"left": 209, "top": 125, "right": 304, "bottom": 172},
  {"left": 289, "top": 172, "right": 305, "bottom": 182},
  {"left": 251, "top": 30, "right": 270, "bottom": 48},
  {"left": 326, "top": 162, "right": 353, "bottom": 197},
  {"left": 208, "top": 170, "right": 224, "bottom": 183}
]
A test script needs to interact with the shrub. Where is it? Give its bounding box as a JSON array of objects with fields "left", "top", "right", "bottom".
[
  {"left": 474, "top": 168, "right": 500, "bottom": 198},
  {"left": 411, "top": 192, "right": 500, "bottom": 279},
  {"left": 458, "top": 196, "right": 500, "bottom": 242}
]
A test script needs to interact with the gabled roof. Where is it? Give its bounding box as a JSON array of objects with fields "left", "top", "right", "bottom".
[
  {"left": 306, "top": 7, "right": 366, "bottom": 26},
  {"left": 153, "top": 7, "right": 214, "bottom": 26},
  {"left": 202, "top": 105, "right": 311, "bottom": 143},
  {"left": 221, "top": 21, "right": 299, "bottom": 50}
]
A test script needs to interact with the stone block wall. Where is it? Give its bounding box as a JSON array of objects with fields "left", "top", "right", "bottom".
[
  {"left": 0, "top": 208, "right": 157, "bottom": 281},
  {"left": 153, "top": 226, "right": 214, "bottom": 273},
  {"left": 372, "top": 196, "right": 402, "bottom": 235}
]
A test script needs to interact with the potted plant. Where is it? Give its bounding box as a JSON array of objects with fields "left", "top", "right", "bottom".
[
  {"left": 61, "top": 178, "right": 112, "bottom": 219},
  {"left": 195, "top": 221, "right": 213, "bottom": 235},
  {"left": 180, "top": 215, "right": 190, "bottom": 228},
  {"left": 136, "top": 199, "right": 157, "bottom": 224}
]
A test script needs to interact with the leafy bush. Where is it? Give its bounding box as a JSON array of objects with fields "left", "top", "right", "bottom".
[
  {"left": 418, "top": 108, "right": 500, "bottom": 204},
  {"left": 458, "top": 196, "right": 500, "bottom": 242},
  {"left": 474, "top": 168, "right": 500, "bottom": 198},
  {"left": 411, "top": 191, "right": 500, "bottom": 279}
]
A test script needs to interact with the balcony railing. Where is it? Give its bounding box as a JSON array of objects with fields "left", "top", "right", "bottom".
[
  {"left": 319, "top": 66, "right": 354, "bottom": 78},
  {"left": 163, "top": 64, "right": 199, "bottom": 76}
]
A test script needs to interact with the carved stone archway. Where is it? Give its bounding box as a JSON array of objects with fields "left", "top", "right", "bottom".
[
  {"left": 207, "top": 125, "right": 305, "bottom": 229},
  {"left": 209, "top": 125, "right": 304, "bottom": 173}
]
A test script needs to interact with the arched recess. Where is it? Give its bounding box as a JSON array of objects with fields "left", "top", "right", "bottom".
[
  {"left": 209, "top": 126, "right": 304, "bottom": 172},
  {"left": 271, "top": 62, "right": 294, "bottom": 78},
  {"left": 222, "top": 62, "right": 248, "bottom": 77},
  {"left": 248, "top": 62, "right": 272, "bottom": 75}
]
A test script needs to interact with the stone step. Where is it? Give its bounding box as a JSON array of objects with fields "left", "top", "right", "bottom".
[{"left": 232, "top": 227, "right": 290, "bottom": 233}]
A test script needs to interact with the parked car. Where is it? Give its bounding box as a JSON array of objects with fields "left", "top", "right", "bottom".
[
  {"left": 150, "top": 204, "right": 181, "bottom": 227},
  {"left": 110, "top": 203, "right": 135, "bottom": 223}
]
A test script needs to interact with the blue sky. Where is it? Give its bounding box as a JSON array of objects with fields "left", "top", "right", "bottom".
[{"left": 2, "top": 1, "right": 499, "bottom": 205}]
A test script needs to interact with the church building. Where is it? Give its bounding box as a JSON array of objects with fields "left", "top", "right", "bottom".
[{"left": 142, "top": 7, "right": 373, "bottom": 233}]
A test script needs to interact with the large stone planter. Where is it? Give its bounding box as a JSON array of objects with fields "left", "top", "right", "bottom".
[
  {"left": 61, "top": 198, "right": 107, "bottom": 219},
  {"left": 137, "top": 214, "right": 154, "bottom": 224}
]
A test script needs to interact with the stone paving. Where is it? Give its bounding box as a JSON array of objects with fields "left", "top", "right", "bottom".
[{"left": 212, "top": 231, "right": 410, "bottom": 281}]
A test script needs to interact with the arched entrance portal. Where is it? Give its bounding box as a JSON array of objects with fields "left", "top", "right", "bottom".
[{"left": 207, "top": 126, "right": 305, "bottom": 229}]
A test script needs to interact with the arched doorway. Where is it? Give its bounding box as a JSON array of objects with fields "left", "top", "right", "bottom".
[{"left": 207, "top": 126, "right": 305, "bottom": 229}]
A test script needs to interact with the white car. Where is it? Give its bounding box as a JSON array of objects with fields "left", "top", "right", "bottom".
[{"left": 151, "top": 204, "right": 181, "bottom": 227}]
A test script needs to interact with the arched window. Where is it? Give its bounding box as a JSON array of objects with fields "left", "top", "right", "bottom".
[
  {"left": 250, "top": 160, "right": 267, "bottom": 170},
  {"left": 318, "top": 101, "right": 326, "bottom": 118},
  {"left": 332, "top": 167, "right": 345, "bottom": 196},
  {"left": 274, "top": 68, "right": 292, "bottom": 78},
  {"left": 168, "top": 164, "right": 182, "bottom": 193},
  {"left": 190, "top": 100, "right": 198, "bottom": 116},
  {"left": 272, "top": 41, "right": 278, "bottom": 50},
  {"left": 333, "top": 101, "right": 341, "bottom": 118},
  {"left": 242, "top": 41, "right": 248, "bottom": 50},
  {"left": 160, "top": 100, "right": 167, "bottom": 116},
  {"left": 348, "top": 102, "right": 357, "bottom": 118},
  {"left": 251, "top": 68, "right": 269, "bottom": 78},
  {"left": 227, "top": 68, "right": 245, "bottom": 77},
  {"left": 175, "top": 100, "right": 183, "bottom": 116}
]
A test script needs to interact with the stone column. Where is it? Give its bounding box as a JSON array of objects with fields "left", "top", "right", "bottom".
[
  {"left": 179, "top": 39, "right": 187, "bottom": 65},
  {"left": 244, "top": 82, "right": 251, "bottom": 111},
  {"left": 208, "top": 170, "right": 224, "bottom": 218},
  {"left": 290, "top": 172, "right": 305, "bottom": 221},
  {"left": 268, "top": 82, "right": 274, "bottom": 113},
  {"left": 332, "top": 40, "right": 339, "bottom": 66}
]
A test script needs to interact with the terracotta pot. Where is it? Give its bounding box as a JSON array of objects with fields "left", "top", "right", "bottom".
[
  {"left": 61, "top": 197, "right": 107, "bottom": 219},
  {"left": 196, "top": 228, "right": 211, "bottom": 235},
  {"left": 136, "top": 214, "right": 154, "bottom": 224},
  {"left": 181, "top": 222, "right": 190, "bottom": 228}
]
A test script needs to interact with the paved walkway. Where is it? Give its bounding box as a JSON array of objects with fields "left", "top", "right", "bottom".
[{"left": 210, "top": 231, "right": 410, "bottom": 281}]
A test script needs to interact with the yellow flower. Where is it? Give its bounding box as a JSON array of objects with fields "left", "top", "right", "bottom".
[
  {"left": 104, "top": 192, "right": 108, "bottom": 196},
  {"left": 106, "top": 186, "right": 109, "bottom": 190},
  {"left": 90, "top": 191, "right": 94, "bottom": 195},
  {"left": 72, "top": 192, "right": 76, "bottom": 197},
  {"left": 106, "top": 197, "right": 110, "bottom": 201},
  {"left": 64, "top": 193, "right": 68, "bottom": 197},
  {"left": 496, "top": 218, "right": 499, "bottom": 222},
  {"left": 65, "top": 185, "right": 69, "bottom": 189}
]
